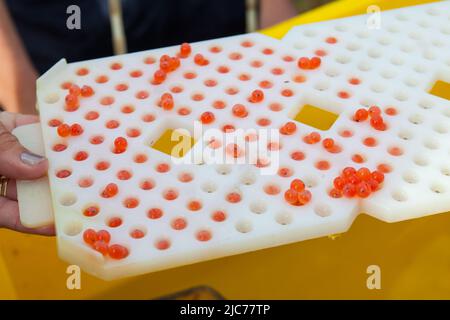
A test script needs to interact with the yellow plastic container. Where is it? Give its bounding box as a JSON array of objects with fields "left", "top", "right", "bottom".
[
  {"left": 261, "top": 0, "right": 440, "bottom": 39},
  {"left": 1, "top": 0, "right": 449, "bottom": 299}
]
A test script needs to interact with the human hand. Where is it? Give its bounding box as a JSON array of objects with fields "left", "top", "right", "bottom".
[{"left": 0, "top": 111, "right": 54, "bottom": 235}]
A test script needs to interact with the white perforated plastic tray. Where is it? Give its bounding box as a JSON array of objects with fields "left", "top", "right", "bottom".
[{"left": 14, "top": 1, "right": 450, "bottom": 280}]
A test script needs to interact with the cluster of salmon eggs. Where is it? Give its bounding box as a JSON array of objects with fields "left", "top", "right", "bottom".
[
  {"left": 83, "top": 229, "right": 129, "bottom": 259},
  {"left": 329, "top": 167, "right": 385, "bottom": 199},
  {"left": 64, "top": 84, "right": 94, "bottom": 111},
  {"left": 303, "top": 131, "right": 321, "bottom": 144},
  {"left": 284, "top": 179, "right": 312, "bottom": 206},
  {"left": 153, "top": 43, "right": 191, "bottom": 84},
  {"left": 159, "top": 92, "right": 174, "bottom": 110},
  {"left": 57, "top": 122, "right": 83, "bottom": 137},
  {"left": 278, "top": 123, "right": 341, "bottom": 152},
  {"left": 194, "top": 53, "right": 209, "bottom": 66},
  {"left": 297, "top": 56, "right": 321, "bottom": 70},
  {"left": 353, "top": 106, "right": 387, "bottom": 131}
]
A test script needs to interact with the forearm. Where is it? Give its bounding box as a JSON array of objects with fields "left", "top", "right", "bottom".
[
  {"left": 260, "top": 0, "right": 297, "bottom": 29},
  {"left": 0, "top": 0, "right": 37, "bottom": 114}
]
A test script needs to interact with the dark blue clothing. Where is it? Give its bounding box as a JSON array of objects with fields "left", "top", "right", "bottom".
[{"left": 6, "top": 0, "right": 246, "bottom": 74}]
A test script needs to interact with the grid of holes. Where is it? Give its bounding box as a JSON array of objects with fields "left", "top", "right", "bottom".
[
  {"left": 283, "top": 3, "right": 450, "bottom": 206},
  {"left": 43, "top": 34, "right": 348, "bottom": 254},
  {"left": 288, "top": 3, "right": 450, "bottom": 98},
  {"left": 39, "top": 2, "right": 450, "bottom": 262}
]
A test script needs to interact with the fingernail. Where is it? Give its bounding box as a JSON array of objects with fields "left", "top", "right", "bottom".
[{"left": 20, "top": 151, "right": 46, "bottom": 166}]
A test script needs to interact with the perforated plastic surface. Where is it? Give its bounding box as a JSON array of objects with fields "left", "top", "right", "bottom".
[{"left": 24, "top": 2, "right": 449, "bottom": 279}]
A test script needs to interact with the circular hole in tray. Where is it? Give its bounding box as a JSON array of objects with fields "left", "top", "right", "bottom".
[
  {"left": 392, "top": 190, "right": 408, "bottom": 202},
  {"left": 380, "top": 69, "right": 397, "bottom": 79},
  {"left": 107, "top": 216, "right": 123, "bottom": 228},
  {"left": 325, "top": 67, "right": 340, "bottom": 77},
  {"left": 314, "top": 80, "right": 330, "bottom": 91},
  {"left": 398, "top": 129, "right": 413, "bottom": 141},
  {"left": 201, "top": 181, "right": 217, "bottom": 193},
  {"left": 387, "top": 24, "right": 400, "bottom": 33},
  {"left": 211, "top": 210, "right": 227, "bottom": 222},
  {"left": 303, "top": 29, "right": 317, "bottom": 37},
  {"left": 423, "top": 49, "right": 436, "bottom": 60},
  {"left": 117, "top": 169, "right": 133, "bottom": 181},
  {"left": 433, "top": 123, "right": 448, "bottom": 134},
  {"left": 335, "top": 24, "right": 349, "bottom": 32},
  {"left": 196, "top": 229, "right": 212, "bottom": 242},
  {"left": 394, "top": 91, "right": 408, "bottom": 101},
  {"left": 63, "top": 221, "right": 82, "bottom": 236},
  {"left": 423, "top": 138, "right": 439, "bottom": 150},
  {"left": 335, "top": 55, "right": 351, "bottom": 64},
  {"left": 377, "top": 36, "right": 391, "bottom": 46},
  {"left": 404, "top": 77, "right": 419, "bottom": 87},
  {"left": 370, "top": 83, "right": 386, "bottom": 93},
  {"left": 264, "top": 183, "right": 280, "bottom": 195},
  {"left": 304, "top": 176, "right": 318, "bottom": 188},
  {"left": 250, "top": 202, "right": 267, "bottom": 214},
  {"left": 400, "top": 43, "right": 414, "bottom": 53},
  {"left": 235, "top": 220, "right": 253, "bottom": 233},
  {"left": 240, "top": 171, "right": 257, "bottom": 185},
  {"left": 357, "top": 61, "right": 372, "bottom": 72},
  {"left": 155, "top": 238, "right": 171, "bottom": 250},
  {"left": 44, "top": 93, "right": 60, "bottom": 104},
  {"left": 396, "top": 13, "right": 408, "bottom": 21},
  {"left": 402, "top": 171, "right": 419, "bottom": 184},
  {"left": 129, "top": 226, "right": 147, "bottom": 239},
  {"left": 390, "top": 55, "right": 405, "bottom": 66},
  {"left": 414, "top": 64, "right": 427, "bottom": 74},
  {"left": 171, "top": 217, "right": 187, "bottom": 230},
  {"left": 408, "top": 114, "right": 424, "bottom": 125},
  {"left": 430, "top": 183, "right": 446, "bottom": 194},
  {"left": 408, "top": 31, "right": 421, "bottom": 40},
  {"left": 216, "top": 164, "right": 232, "bottom": 175},
  {"left": 275, "top": 211, "right": 293, "bottom": 225},
  {"left": 314, "top": 204, "right": 332, "bottom": 217},
  {"left": 367, "top": 48, "right": 381, "bottom": 59},
  {"left": 441, "top": 166, "right": 450, "bottom": 177},
  {"left": 356, "top": 30, "right": 369, "bottom": 38},
  {"left": 443, "top": 108, "right": 450, "bottom": 118},
  {"left": 59, "top": 193, "right": 77, "bottom": 206},
  {"left": 78, "top": 176, "right": 94, "bottom": 188},
  {"left": 293, "top": 42, "right": 307, "bottom": 50},
  {"left": 178, "top": 172, "right": 194, "bottom": 183},
  {"left": 413, "top": 154, "right": 429, "bottom": 167},
  {"left": 346, "top": 42, "right": 360, "bottom": 51}
]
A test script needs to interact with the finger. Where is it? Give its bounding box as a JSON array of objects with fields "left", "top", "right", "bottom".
[
  {"left": 5, "top": 179, "right": 17, "bottom": 200},
  {"left": 0, "top": 111, "right": 39, "bottom": 131},
  {"left": 0, "top": 197, "right": 55, "bottom": 236},
  {"left": 0, "top": 115, "right": 48, "bottom": 180},
  {"left": 15, "top": 114, "right": 40, "bottom": 127}
]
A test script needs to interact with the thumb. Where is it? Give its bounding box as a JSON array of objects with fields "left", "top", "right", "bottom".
[{"left": 0, "top": 121, "right": 48, "bottom": 180}]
